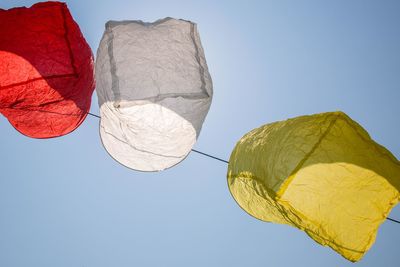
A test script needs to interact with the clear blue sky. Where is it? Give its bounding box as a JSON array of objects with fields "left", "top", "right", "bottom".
[{"left": 1, "top": 0, "right": 399, "bottom": 266}]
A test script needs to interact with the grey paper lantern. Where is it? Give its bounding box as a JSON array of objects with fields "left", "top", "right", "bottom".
[{"left": 95, "top": 18, "right": 213, "bottom": 171}]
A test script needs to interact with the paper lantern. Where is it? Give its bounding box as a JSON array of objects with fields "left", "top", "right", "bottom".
[
  {"left": 0, "top": 2, "right": 95, "bottom": 138},
  {"left": 227, "top": 111, "right": 400, "bottom": 261},
  {"left": 96, "top": 18, "right": 213, "bottom": 171}
]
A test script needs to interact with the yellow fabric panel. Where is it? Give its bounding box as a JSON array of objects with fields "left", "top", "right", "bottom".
[{"left": 227, "top": 111, "right": 400, "bottom": 262}]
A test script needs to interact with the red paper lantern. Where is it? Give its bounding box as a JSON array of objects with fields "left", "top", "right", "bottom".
[{"left": 0, "top": 1, "right": 95, "bottom": 138}]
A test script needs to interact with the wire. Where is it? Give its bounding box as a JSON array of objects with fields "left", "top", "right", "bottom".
[
  {"left": 387, "top": 217, "right": 400, "bottom": 224},
  {"left": 191, "top": 149, "right": 229, "bottom": 164},
  {"left": 87, "top": 112, "right": 400, "bottom": 224},
  {"left": 7, "top": 111, "right": 400, "bottom": 225},
  {"left": 87, "top": 113, "right": 229, "bottom": 163},
  {"left": 87, "top": 112, "right": 100, "bottom": 119}
]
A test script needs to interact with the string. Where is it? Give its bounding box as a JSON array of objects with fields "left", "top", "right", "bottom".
[
  {"left": 191, "top": 149, "right": 229, "bottom": 164},
  {"left": 2, "top": 110, "right": 398, "bottom": 224},
  {"left": 387, "top": 217, "right": 400, "bottom": 224},
  {"left": 86, "top": 112, "right": 400, "bottom": 225},
  {"left": 87, "top": 112, "right": 100, "bottom": 119}
]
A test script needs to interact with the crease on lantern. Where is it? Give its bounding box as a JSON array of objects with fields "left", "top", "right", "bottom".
[
  {"left": 97, "top": 95, "right": 211, "bottom": 172},
  {"left": 102, "top": 105, "right": 189, "bottom": 159},
  {"left": 98, "top": 100, "right": 201, "bottom": 172}
]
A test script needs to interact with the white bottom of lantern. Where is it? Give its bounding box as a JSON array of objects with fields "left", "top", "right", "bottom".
[{"left": 99, "top": 100, "right": 197, "bottom": 171}]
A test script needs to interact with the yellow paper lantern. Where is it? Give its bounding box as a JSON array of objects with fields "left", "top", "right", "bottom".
[{"left": 227, "top": 111, "right": 400, "bottom": 261}]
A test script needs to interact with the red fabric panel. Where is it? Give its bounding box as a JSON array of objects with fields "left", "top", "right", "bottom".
[{"left": 0, "top": 1, "right": 95, "bottom": 138}]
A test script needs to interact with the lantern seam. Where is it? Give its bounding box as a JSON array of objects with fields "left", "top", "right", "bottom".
[
  {"left": 60, "top": 3, "right": 78, "bottom": 77},
  {"left": 103, "top": 19, "right": 210, "bottom": 104},
  {"left": 340, "top": 113, "right": 400, "bottom": 167},
  {"left": 0, "top": 73, "right": 76, "bottom": 90},
  {"left": 105, "top": 23, "right": 121, "bottom": 107},
  {"left": 189, "top": 22, "right": 209, "bottom": 98},
  {"left": 276, "top": 113, "right": 339, "bottom": 198},
  {"left": 102, "top": 125, "right": 185, "bottom": 159},
  {"left": 0, "top": 3, "right": 78, "bottom": 90},
  {"left": 106, "top": 18, "right": 174, "bottom": 28},
  {"left": 0, "top": 105, "right": 83, "bottom": 116}
]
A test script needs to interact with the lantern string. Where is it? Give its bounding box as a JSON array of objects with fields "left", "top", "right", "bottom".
[
  {"left": 87, "top": 113, "right": 400, "bottom": 225},
  {"left": 85, "top": 112, "right": 229, "bottom": 163},
  {"left": 191, "top": 149, "right": 229, "bottom": 164},
  {"left": 87, "top": 112, "right": 101, "bottom": 119},
  {"left": 387, "top": 217, "right": 400, "bottom": 224},
  {"left": 2, "top": 109, "right": 399, "bottom": 225},
  {"left": 86, "top": 111, "right": 400, "bottom": 225}
]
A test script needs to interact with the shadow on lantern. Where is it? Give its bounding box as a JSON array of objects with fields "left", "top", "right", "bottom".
[{"left": 0, "top": 2, "right": 94, "bottom": 138}]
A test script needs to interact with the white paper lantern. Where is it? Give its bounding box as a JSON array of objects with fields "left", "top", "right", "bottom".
[{"left": 96, "top": 18, "right": 213, "bottom": 171}]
